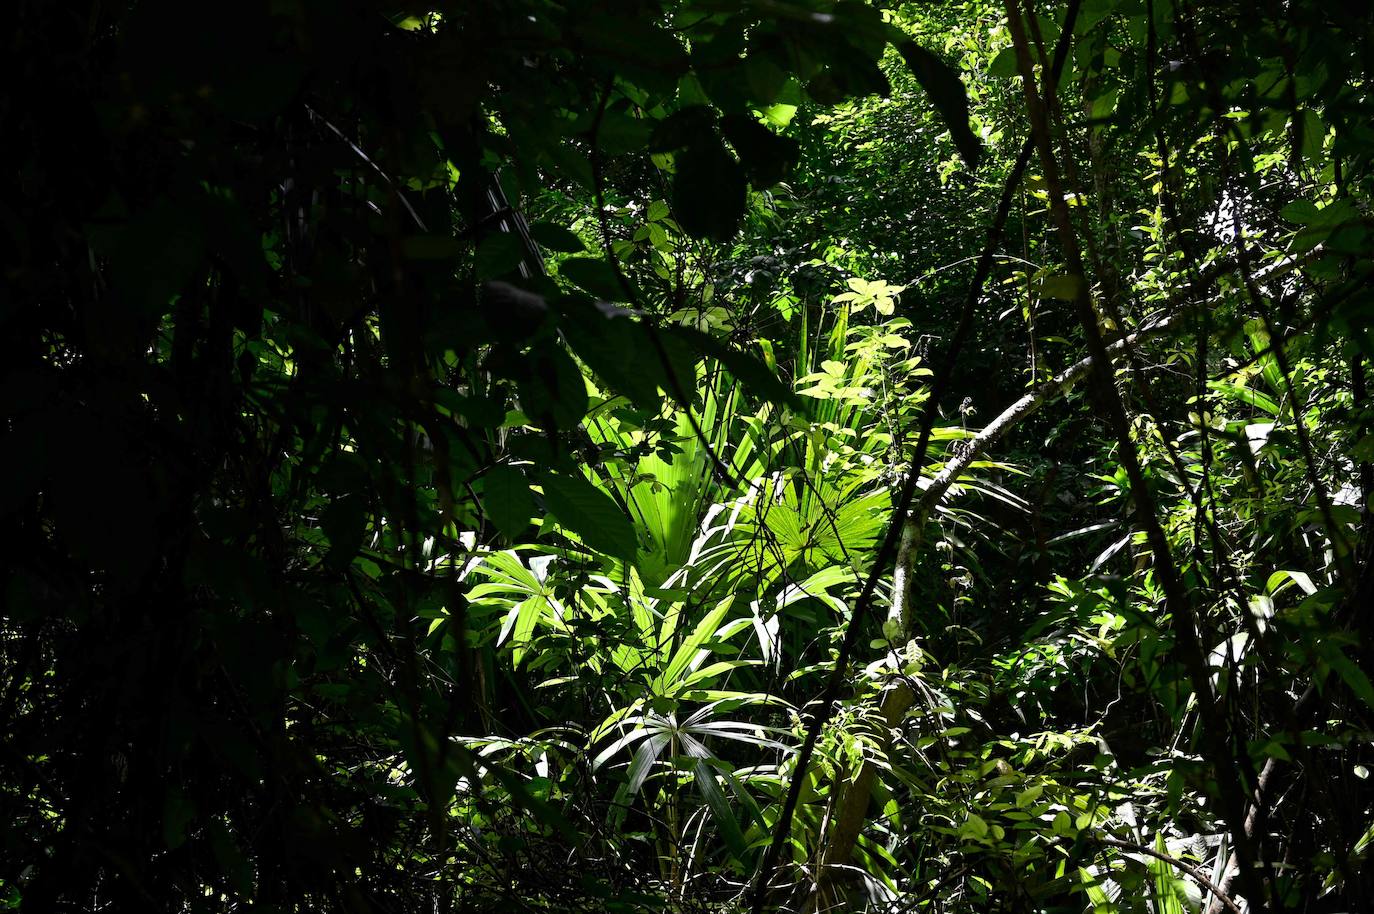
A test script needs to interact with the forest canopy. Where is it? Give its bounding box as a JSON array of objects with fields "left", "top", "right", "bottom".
[{"left": 3, "top": 0, "right": 1373, "bottom": 911}]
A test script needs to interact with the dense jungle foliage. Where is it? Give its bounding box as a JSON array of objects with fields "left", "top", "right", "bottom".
[{"left": 4, "top": 0, "right": 1374, "bottom": 911}]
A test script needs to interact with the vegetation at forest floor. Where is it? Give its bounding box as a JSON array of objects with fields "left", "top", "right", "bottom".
[{"left": 3, "top": 0, "right": 1374, "bottom": 911}]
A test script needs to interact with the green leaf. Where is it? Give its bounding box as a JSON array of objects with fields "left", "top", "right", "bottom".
[
  {"left": 720, "top": 113, "right": 799, "bottom": 187},
  {"left": 659, "top": 598, "right": 733, "bottom": 689},
  {"left": 1319, "top": 642, "right": 1374, "bottom": 710},
  {"left": 1281, "top": 200, "right": 1321, "bottom": 224},
  {"left": 693, "top": 759, "right": 748, "bottom": 859},
  {"left": 626, "top": 732, "right": 671, "bottom": 795},
  {"left": 672, "top": 139, "right": 747, "bottom": 241},
  {"left": 481, "top": 465, "right": 534, "bottom": 538},
  {"left": 560, "top": 257, "right": 631, "bottom": 302},
  {"left": 1040, "top": 274, "right": 1084, "bottom": 301},
  {"left": 1299, "top": 108, "right": 1326, "bottom": 168},
  {"left": 896, "top": 41, "right": 982, "bottom": 167},
  {"left": 517, "top": 345, "right": 588, "bottom": 431},
  {"left": 475, "top": 232, "right": 525, "bottom": 279},
  {"left": 744, "top": 52, "right": 787, "bottom": 105},
  {"left": 511, "top": 597, "right": 543, "bottom": 662},
  {"left": 529, "top": 222, "right": 585, "bottom": 253},
  {"left": 320, "top": 494, "right": 367, "bottom": 565},
  {"left": 988, "top": 47, "right": 1019, "bottom": 78},
  {"left": 575, "top": 16, "right": 688, "bottom": 75},
  {"left": 1076, "top": 0, "right": 1121, "bottom": 35},
  {"left": 669, "top": 326, "right": 801, "bottom": 408},
  {"left": 1148, "top": 833, "right": 1189, "bottom": 914},
  {"left": 958, "top": 813, "right": 989, "bottom": 840},
  {"left": 481, "top": 280, "right": 550, "bottom": 340},
  {"left": 1207, "top": 379, "right": 1281, "bottom": 415},
  {"left": 596, "top": 109, "right": 654, "bottom": 156},
  {"left": 541, "top": 471, "right": 637, "bottom": 559},
  {"left": 1089, "top": 86, "right": 1119, "bottom": 120},
  {"left": 649, "top": 106, "right": 717, "bottom": 153},
  {"left": 560, "top": 304, "right": 663, "bottom": 410},
  {"left": 762, "top": 102, "right": 799, "bottom": 128}
]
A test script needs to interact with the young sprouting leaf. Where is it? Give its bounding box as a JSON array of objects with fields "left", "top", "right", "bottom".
[
  {"left": 541, "top": 471, "right": 637, "bottom": 559},
  {"left": 896, "top": 41, "right": 983, "bottom": 167},
  {"left": 832, "top": 277, "right": 905, "bottom": 315}
]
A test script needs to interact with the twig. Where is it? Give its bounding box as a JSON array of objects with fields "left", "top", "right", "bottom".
[
  {"left": 1096, "top": 836, "right": 1242, "bottom": 914},
  {"left": 304, "top": 104, "right": 428, "bottom": 232}
]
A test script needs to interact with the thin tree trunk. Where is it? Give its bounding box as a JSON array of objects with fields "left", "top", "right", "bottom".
[{"left": 1002, "top": 2, "right": 1269, "bottom": 907}]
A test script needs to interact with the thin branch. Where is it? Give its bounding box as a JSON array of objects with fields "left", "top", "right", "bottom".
[
  {"left": 1002, "top": 2, "right": 1268, "bottom": 906},
  {"left": 1096, "top": 836, "right": 1242, "bottom": 914},
  {"left": 917, "top": 251, "right": 1313, "bottom": 526},
  {"left": 304, "top": 104, "right": 428, "bottom": 232}
]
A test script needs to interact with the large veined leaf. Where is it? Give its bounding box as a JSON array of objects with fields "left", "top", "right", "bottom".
[
  {"left": 480, "top": 465, "right": 534, "bottom": 538},
  {"left": 672, "top": 137, "right": 747, "bottom": 241},
  {"left": 541, "top": 471, "right": 638, "bottom": 559},
  {"left": 518, "top": 344, "right": 588, "bottom": 431},
  {"left": 895, "top": 41, "right": 983, "bottom": 167}
]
